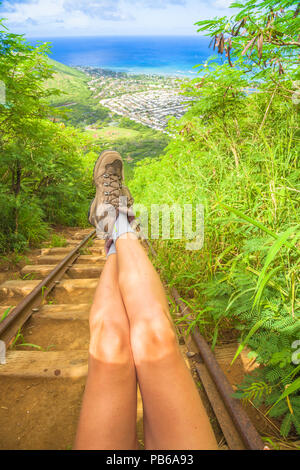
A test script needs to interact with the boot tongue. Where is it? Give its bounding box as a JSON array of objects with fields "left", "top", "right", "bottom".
[{"left": 106, "top": 160, "right": 122, "bottom": 177}]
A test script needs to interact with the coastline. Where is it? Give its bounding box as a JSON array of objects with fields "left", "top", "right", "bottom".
[
  {"left": 79, "top": 65, "right": 195, "bottom": 132},
  {"left": 76, "top": 66, "right": 199, "bottom": 78},
  {"left": 28, "top": 35, "right": 211, "bottom": 78},
  {"left": 74, "top": 65, "right": 194, "bottom": 80}
]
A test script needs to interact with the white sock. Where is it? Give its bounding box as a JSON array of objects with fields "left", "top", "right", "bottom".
[
  {"left": 112, "top": 212, "right": 135, "bottom": 243},
  {"left": 107, "top": 242, "right": 116, "bottom": 257}
]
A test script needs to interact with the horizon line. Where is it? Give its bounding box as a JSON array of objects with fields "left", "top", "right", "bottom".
[{"left": 26, "top": 33, "right": 205, "bottom": 39}]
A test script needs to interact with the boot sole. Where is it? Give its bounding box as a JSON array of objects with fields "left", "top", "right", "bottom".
[{"left": 87, "top": 199, "right": 93, "bottom": 225}]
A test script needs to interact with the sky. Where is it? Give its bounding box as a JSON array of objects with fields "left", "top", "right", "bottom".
[{"left": 0, "top": 0, "right": 236, "bottom": 37}]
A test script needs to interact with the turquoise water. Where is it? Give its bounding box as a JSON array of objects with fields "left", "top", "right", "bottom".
[{"left": 29, "top": 36, "right": 217, "bottom": 77}]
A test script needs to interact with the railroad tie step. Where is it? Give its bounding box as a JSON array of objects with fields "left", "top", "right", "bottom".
[
  {"left": 63, "top": 264, "right": 103, "bottom": 279},
  {"left": 32, "top": 304, "right": 91, "bottom": 321},
  {"left": 72, "top": 231, "right": 95, "bottom": 240},
  {"left": 0, "top": 279, "right": 98, "bottom": 303},
  {"left": 65, "top": 239, "right": 81, "bottom": 245},
  {"left": 0, "top": 350, "right": 88, "bottom": 378},
  {"left": 21, "top": 304, "right": 91, "bottom": 351},
  {"left": 41, "top": 240, "right": 79, "bottom": 248},
  {"left": 0, "top": 280, "right": 40, "bottom": 300},
  {"left": 78, "top": 246, "right": 105, "bottom": 255},
  {"left": 21, "top": 264, "right": 103, "bottom": 280},
  {"left": 40, "top": 245, "right": 104, "bottom": 256},
  {"left": 36, "top": 255, "right": 105, "bottom": 265},
  {"left": 63, "top": 238, "right": 104, "bottom": 247},
  {"left": 40, "top": 247, "right": 75, "bottom": 256},
  {"left": 52, "top": 279, "right": 98, "bottom": 303},
  {"left": 65, "top": 238, "right": 104, "bottom": 248}
]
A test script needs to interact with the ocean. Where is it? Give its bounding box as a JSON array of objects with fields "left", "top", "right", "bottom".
[{"left": 28, "top": 36, "right": 217, "bottom": 77}]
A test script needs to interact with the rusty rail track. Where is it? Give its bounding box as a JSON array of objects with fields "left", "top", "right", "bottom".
[{"left": 0, "top": 230, "right": 96, "bottom": 347}]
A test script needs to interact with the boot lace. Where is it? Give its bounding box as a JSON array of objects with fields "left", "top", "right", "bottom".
[{"left": 98, "top": 172, "right": 122, "bottom": 206}]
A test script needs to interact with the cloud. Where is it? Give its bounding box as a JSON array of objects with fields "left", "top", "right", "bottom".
[
  {"left": 1, "top": 0, "right": 136, "bottom": 26},
  {"left": 0, "top": 0, "right": 187, "bottom": 32},
  {"left": 24, "top": 17, "right": 38, "bottom": 25},
  {"left": 213, "top": 0, "right": 233, "bottom": 8},
  {"left": 63, "top": 0, "right": 126, "bottom": 20},
  {"left": 63, "top": 0, "right": 187, "bottom": 16},
  {"left": 133, "top": 0, "right": 187, "bottom": 7},
  {"left": 0, "top": 0, "right": 235, "bottom": 36},
  {"left": 1, "top": 0, "right": 65, "bottom": 24}
]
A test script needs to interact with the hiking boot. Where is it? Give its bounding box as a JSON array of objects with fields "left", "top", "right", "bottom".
[
  {"left": 121, "top": 185, "right": 141, "bottom": 231},
  {"left": 88, "top": 150, "right": 124, "bottom": 238},
  {"left": 121, "top": 185, "right": 134, "bottom": 210}
]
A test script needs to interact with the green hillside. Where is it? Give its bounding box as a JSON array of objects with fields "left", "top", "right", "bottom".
[{"left": 46, "top": 58, "right": 92, "bottom": 106}]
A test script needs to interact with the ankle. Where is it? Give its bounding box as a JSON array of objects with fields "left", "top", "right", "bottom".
[
  {"left": 117, "top": 232, "right": 138, "bottom": 242},
  {"left": 112, "top": 212, "right": 135, "bottom": 243}
]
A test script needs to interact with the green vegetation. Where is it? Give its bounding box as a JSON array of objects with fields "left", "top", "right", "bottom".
[
  {"left": 0, "top": 19, "right": 96, "bottom": 254},
  {"left": 45, "top": 58, "right": 110, "bottom": 128},
  {"left": 0, "top": 307, "right": 13, "bottom": 323},
  {"left": 9, "top": 326, "right": 52, "bottom": 351},
  {"left": 45, "top": 58, "right": 92, "bottom": 105},
  {"left": 131, "top": 0, "right": 300, "bottom": 438},
  {"left": 88, "top": 124, "right": 169, "bottom": 181},
  {"left": 48, "top": 234, "right": 68, "bottom": 248},
  {"left": 86, "top": 127, "right": 140, "bottom": 140}
]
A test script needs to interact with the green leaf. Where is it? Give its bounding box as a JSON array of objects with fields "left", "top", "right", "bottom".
[
  {"left": 0, "top": 307, "right": 13, "bottom": 323},
  {"left": 211, "top": 326, "right": 219, "bottom": 351},
  {"left": 226, "top": 287, "right": 256, "bottom": 312},
  {"left": 252, "top": 266, "right": 281, "bottom": 311},
  {"left": 17, "top": 343, "right": 43, "bottom": 350},
  {"left": 219, "top": 203, "right": 299, "bottom": 253},
  {"left": 251, "top": 225, "right": 298, "bottom": 311},
  {"left": 267, "top": 377, "right": 300, "bottom": 414},
  {"left": 231, "top": 318, "right": 266, "bottom": 365},
  {"left": 280, "top": 413, "right": 293, "bottom": 437}
]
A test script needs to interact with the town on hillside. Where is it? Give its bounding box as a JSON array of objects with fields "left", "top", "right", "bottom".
[{"left": 76, "top": 66, "right": 195, "bottom": 132}]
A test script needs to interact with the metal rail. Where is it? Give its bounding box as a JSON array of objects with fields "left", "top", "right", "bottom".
[
  {"left": 144, "top": 238, "right": 264, "bottom": 451},
  {"left": 0, "top": 230, "right": 96, "bottom": 346}
]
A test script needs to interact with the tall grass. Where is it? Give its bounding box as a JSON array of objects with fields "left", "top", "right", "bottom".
[{"left": 130, "top": 81, "right": 300, "bottom": 437}]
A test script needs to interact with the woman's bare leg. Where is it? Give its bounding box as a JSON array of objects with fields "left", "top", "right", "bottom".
[
  {"left": 74, "top": 254, "right": 138, "bottom": 450},
  {"left": 116, "top": 233, "right": 218, "bottom": 450}
]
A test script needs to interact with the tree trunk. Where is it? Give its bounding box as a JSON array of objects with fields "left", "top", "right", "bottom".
[{"left": 11, "top": 161, "right": 22, "bottom": 234}]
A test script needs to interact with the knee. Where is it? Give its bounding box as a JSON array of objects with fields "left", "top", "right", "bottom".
[
  {"left": 89, "top": 305, "right": 131, "bottom": 364},
  {"left": 118, "top": 271, "right": 139, "bottom": 295},
  {"left": 130, "top": 305, "right": 178, "bottom": 364}
]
